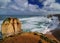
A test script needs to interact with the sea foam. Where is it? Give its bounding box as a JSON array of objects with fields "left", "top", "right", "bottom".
[{"left": 20, "top": 16, "right": 59, "bottom": 34}]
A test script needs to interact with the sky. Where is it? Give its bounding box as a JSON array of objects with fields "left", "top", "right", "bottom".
[{"left": 0, "top": 0, "right": 60, "bottom": 15}]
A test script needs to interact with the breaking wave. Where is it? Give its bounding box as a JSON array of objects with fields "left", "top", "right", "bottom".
[{"left": 20, "top": 16, "right": 59, "bottom": 34}]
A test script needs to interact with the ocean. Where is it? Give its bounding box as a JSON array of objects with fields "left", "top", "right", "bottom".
[{"left": 0, "top": 15, "right": 59, "bottom": 39}]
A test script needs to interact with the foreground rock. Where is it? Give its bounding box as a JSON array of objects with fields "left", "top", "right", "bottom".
[
  {"left": 1, "top": 17, "right": 22, "bottom": 38},
  {"left": 50, "top": 29, "right": 60, "bottom": 41},
  {"left": 0, "top": 32, "right": 59, "bottom": 43}
]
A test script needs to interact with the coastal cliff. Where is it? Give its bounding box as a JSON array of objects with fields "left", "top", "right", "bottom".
[
  {"left": 0, "top": 17, "right": 60, "bottom": 43},
  {"left": 1, "top": 17, "right": 22, "bottom": 38}
]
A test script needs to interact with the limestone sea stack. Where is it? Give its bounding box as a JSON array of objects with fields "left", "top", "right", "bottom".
[{"left": 1, "top": 17, "right": 22, "bottom": 38}]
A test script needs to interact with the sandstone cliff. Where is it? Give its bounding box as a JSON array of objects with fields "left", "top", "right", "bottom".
[{"left": 1, "top": 17, "right": 22, "bottom": 38}]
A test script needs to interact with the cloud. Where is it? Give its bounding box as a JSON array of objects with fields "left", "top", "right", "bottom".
[
  {"left": 14, "top": 0, "right": 28, "bottom": 8},
  {"left": 0, "top": 0, "right": 11, "bottom": 3},
  {"left": 42, "top": 0, "right": 60, "bottom": 14},
  {"left": 49, "top": 3, "right": 60, "bottom": 9},
  {"left": 43, "top": 0, "right": 60, "bottom": 10},
  {"left": 13, "top": 0, "right": 60, "bottom": 14},
  {"left": 43, "top": 0, "right": 55, "bottom": 6},
  {"left": 0, "top": 0, "right": 60, "bottom": 15},
  {"left": 10, "top": 0, "right": 47, "bottom": 13},
  {"left": 28, "top": 4, "right": 39, "bottom": 12},
  {"left": 9, "top": 0, "right": 44, "bottom": 12},
  {"left": 0, "top": 0, "right": 47, "bottom": 15},
  {"left": 0, "top": 0, "right": 11, "bottom": 7}
]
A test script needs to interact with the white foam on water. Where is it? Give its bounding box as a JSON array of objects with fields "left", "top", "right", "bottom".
[{"left": 20, "top": 16, "right": 59, "bottom": 34}]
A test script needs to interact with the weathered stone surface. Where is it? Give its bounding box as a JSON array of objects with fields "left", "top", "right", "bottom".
[
  {"left": 0, "top": 32, "right": 58, "bottom": 43},
  {"left": 1, "top": 17, "right": 21, "bottom": 38},
  {"left": 13, "top": 18, "right": 22, "bottom": 34}
]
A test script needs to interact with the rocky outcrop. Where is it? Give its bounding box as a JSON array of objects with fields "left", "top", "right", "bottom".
[
  {"left": 47, "top": 14, "right": 60, "bottom": 21},
  {"left": 1, "top": 17, "right": 22, "bottom": 38},
  {"left": 0, "top": 32, "right": 58, "bottom": 43}
]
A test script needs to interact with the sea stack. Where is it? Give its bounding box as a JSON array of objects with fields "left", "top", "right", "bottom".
[{"left": 1, "top": 17, "right": 22, "bottom": 38}]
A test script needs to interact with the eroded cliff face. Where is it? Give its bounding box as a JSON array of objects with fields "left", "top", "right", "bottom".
[{"left": 1, "top": 18, "right": 22, "bottom": 38}]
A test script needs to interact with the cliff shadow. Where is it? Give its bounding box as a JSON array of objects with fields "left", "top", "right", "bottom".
[{"left": 50, "top": 25, "right": 60, "bottom": 41}]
